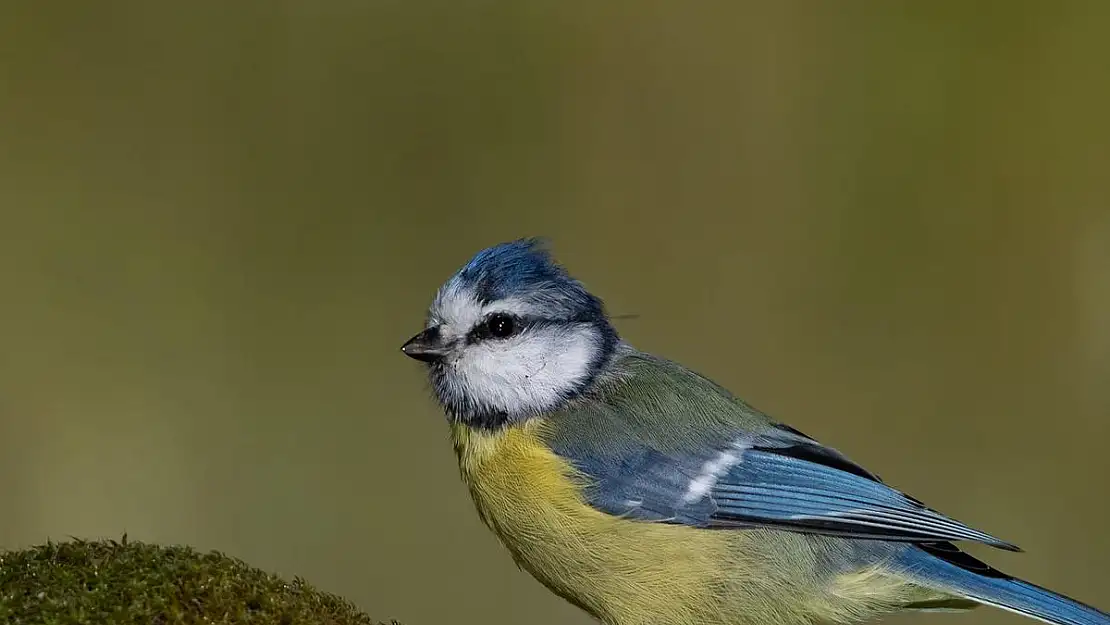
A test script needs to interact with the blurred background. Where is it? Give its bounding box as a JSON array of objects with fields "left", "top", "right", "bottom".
[{"left": 1, "top": 3, "right": 1107, "bottom": 624}]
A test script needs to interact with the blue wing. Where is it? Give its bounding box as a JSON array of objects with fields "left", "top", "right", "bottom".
[{"left": 550, "top": 422, "right": 1020, "bottom": 551}]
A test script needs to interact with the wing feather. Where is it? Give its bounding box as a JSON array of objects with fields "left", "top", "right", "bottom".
[{"left": 704, "top": 449, "right": 1019, "bottom": 550}]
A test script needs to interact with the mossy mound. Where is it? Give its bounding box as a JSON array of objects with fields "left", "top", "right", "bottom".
[{"left": 0, "top": 537, "right": 399, "bottom": 624}]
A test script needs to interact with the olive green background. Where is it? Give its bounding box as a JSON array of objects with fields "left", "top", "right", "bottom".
[{"left": 1, "top": 3, "right": 1108, "bottom": 625}]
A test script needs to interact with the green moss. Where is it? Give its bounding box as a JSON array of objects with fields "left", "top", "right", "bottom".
[{"left": 0, "top": 537, "right": 399, "bottom": 625}]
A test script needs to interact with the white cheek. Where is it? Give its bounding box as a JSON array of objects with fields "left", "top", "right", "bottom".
[{"left": 455, "top": 327, "right": 599, "bottom": 415}]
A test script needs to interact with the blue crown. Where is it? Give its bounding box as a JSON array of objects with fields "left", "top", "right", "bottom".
[{"left": 454, "top": 238, "right": 606, "bottom": 321}]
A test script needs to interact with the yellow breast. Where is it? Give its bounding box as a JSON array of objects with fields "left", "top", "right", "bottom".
[
  {"left": 451, "top": 420, "right": 733, "bottom": 625},
  {"left": 449, "top": 421, "right": 932, "bottom": 625}
]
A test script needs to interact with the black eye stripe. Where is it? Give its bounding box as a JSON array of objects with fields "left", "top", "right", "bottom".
[
  {"left": 468, "top": 313, "right": 524, "bottom": 343},
  {"left": 465, "top": 313, "right": 597, "bottom": 344}
]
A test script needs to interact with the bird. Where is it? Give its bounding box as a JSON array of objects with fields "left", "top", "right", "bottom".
[{"left": 400, "top": 238, "right": 1108, "bottom": 625}]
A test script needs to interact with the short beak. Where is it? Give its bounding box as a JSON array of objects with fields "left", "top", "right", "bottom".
[{"left": 401, "top": 326, "right": 449, "bottom": 363}]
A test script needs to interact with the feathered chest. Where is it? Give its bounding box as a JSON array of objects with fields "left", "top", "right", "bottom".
[
  {"left": 450, "top": 420, "right": 591, "bottom": 540},
  {"left": 449, "top": 421, "right": 731, "bottom": 625}
]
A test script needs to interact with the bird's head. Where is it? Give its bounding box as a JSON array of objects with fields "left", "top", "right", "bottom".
[{"left": 401, "top": 238, "right": 619, "bottom": 428}]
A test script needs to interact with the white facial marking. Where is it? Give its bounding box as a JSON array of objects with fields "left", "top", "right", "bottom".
[
  {"left": 428, "top": 279, "right": 602, "bottom": 418},
  {"left": 682, "top": 439, "right": 752, "bottom": 504},
  {"left": 453, "top": 324, "right": 598, "bottom": 414},
  {"left": 429, "top": 277, "right": 481, "bottom": 329}
]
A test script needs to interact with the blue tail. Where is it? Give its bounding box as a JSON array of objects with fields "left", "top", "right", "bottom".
[{"left": 895, "top": 543, "right": 1108, "bottom": 625}]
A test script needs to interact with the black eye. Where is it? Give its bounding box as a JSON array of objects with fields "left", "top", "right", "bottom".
[{"left": 485, "top": 313, "right": 516, "bottom": 339}]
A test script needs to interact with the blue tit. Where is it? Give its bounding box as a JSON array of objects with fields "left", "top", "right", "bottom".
[{"left": 400, "top": 238, "right": 1108, "bottom": 625}]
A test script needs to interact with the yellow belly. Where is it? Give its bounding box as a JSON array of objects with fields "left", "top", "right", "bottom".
[
  {"left": 450, "top": 421, "right": 946, "bottom": 625},
  {"left": 452, "top": 420, "right": 733, "bottom": 625}
]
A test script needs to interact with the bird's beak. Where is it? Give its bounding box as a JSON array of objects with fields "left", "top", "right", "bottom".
[{"left": 401, "top": 326, "right": 449, "bottom": 363}]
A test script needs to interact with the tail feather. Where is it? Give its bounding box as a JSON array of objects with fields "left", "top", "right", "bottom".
[{"left": 896, "top": 542, "right": 1108, "bottom": 625}]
